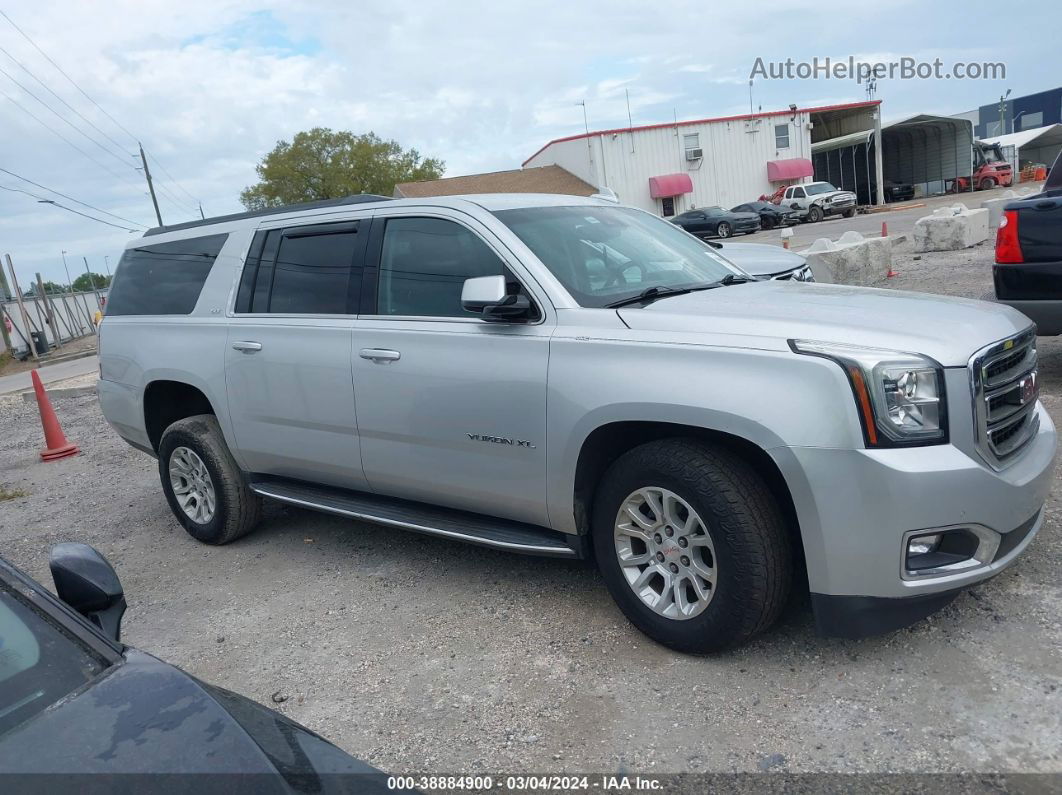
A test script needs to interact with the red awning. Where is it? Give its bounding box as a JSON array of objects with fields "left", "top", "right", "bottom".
[
  {"left": 648, "top": 173, "right": 693, "bottom": 198},
  {"left": 767, "top": 158, "right": 814, "bottom": 182}
]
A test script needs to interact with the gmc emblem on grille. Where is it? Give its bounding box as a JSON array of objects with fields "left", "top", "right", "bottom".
[{"left": 1020, "top": 371, "right": 1038, "bottom": 404}]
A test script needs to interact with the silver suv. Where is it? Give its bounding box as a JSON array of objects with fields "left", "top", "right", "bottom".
[{"left": 98, "top": 193, "right": 1056, "bottom": 652}]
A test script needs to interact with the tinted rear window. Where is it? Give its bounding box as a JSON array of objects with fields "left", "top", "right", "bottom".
[{"left": 106, "top": 234, "right": 228, "bottom": 315}]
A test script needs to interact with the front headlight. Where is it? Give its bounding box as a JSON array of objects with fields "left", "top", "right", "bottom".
[{"left": 790, "top": 340, "right": 947, "bottom": 447}]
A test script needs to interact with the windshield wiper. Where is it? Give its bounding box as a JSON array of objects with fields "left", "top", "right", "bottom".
[
  {"left": 605, "top": 286, "right": 695, "bottom": 308},
  {"left": 718, "top": 273, "right": 753, "bottom": 286}
]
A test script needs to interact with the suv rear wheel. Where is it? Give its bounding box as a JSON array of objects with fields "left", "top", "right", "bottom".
[
  {"left": 158, "top": 414, "right": 261, "bottom": 545},
  {"left": 592, "top": 439, "right": 792, "bottom": 653}
]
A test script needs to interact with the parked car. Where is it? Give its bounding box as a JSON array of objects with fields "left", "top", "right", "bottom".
[
  {"left": 99, "top": 193, "right": 1055, "bottom": 653},
  {"left": 993, "top": 151, "right": 1062, "bottom": 334},
  {"left": 781, "top": 182, "right": 858, "bottom": 222},
  {"left": 0, "top": 543, "right": 397, "bottom": 790},
  {"left": 883, "top": 180, "right": 915, "bottom": 203},
  {"left": 669, "top": 206, "right": 760, "bottom": 238},
  {"left": 707, "top": 240, "right": 814, "bottom": 281},
  {"left": 730, "top": 201, "right": 799, "bottom": 230}
]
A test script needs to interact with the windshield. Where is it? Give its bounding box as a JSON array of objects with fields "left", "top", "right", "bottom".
[
  {"left": 0, "top": 584, "right": 107, "bottom": 736},
  {"left": 492, "top": 206, "right": 742, "bottom": 308},
  {"left": 805, "top": 183, "right": 838, "bottom": 195}
]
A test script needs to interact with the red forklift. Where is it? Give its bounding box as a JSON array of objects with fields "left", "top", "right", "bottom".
[{"left": 949, "top": 141, "right": 1014, "bottom": 192}]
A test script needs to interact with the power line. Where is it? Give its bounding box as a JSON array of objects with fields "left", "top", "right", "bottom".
[
  {"left": 0, "top": 183, "right": 142, "bottom": 232},
  {"left": 0, "top": 62, "right": 137, "bottom": 173},
  {"left": 0, "top": 43, "right": 135, "bottom": 159},
  {"left": 0, "top": 9, "right": 138, "bottom": 146},
  {"left": 0, "top": 165, "right": 148, "bottom": 227},
  {"left": 151, "top": 179, "right": 198, "bottom": 216},
  {"left": 145, "top": 149, "right": 201, "bottom": 206},
  {"left": 0, "top": 86, "right": 146, "bottom": 193}
]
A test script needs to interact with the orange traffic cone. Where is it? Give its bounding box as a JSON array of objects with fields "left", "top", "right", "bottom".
[
  {"left": 30, "top": 370, "right": 79, "bottom": 461},
  {"left": 881, "top": 221, "right": 888, "bottom": 238}
]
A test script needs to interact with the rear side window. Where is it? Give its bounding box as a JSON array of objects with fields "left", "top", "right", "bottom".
[
  {"left": 236, "top": 222, "right": 360, "bottom": 314},
  {"left": 107, "top": 234, "right": 227, "bottom": 315}
]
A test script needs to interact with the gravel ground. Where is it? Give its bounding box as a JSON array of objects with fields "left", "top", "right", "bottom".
[{"left": 1, "top": 242, "right": 1060, "bottom": 775}]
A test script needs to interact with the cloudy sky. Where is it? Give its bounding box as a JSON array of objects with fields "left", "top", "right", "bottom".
[{"left": 0, "top": 0, "right": 1055, "bottom": 284}]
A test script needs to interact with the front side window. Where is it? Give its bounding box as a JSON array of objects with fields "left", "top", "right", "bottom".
[
  {"left": 492, "top": 205, "right": 740, "bottom": 308},
  {"left": 0, "top": 586, "right": 107, "bottom": 736},
  {"left": 107, "top": 234, "right": 228, "bottom": 316},
  {"left": 774, "top": 123, "right": 790, "bottom": 149},
  {"left": 377, "top": 217, "right": 506, "bottom": 317}
]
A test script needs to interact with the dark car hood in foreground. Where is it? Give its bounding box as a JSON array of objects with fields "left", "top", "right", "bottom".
[
  {"left": 709, "top": 241, "right": 807, "bottom": 277},
  {"left": 1, "top": 649, "right": 390, "bottom": 793}
]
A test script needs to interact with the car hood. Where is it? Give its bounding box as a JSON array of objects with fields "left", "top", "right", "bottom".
[
  {"left": 814, "top": 191, "right": 857, "bottom": 202},
  {"left": 710, "top": 242, "right": 806, "bottom": 277},
  {"left": 617, "top": 280, "right": 1032, "bottom": 366},
  {"left": 1, "top": 650, "right": 387, "bottom": 791}
]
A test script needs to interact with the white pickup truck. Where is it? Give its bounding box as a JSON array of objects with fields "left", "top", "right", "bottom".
[{"left": 781, "top": 181, "right": 858, "bottom": 223}]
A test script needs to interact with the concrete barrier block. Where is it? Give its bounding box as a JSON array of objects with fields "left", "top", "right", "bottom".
[
  {"left": 982, "top": 189, "right": 1037, "bottom": 231},
  {"left": 913, "top": 206, "right": 990, "bottom": 252},
  {"left": 800, "top": 233, "right": 893, "bottom": 286}
]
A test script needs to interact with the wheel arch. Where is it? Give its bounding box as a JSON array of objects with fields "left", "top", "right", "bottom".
[
  {"left": 569, "top": 419, "right": 805, "bottom": 583},
  {"left": 143, "top": 378, "right": 219, "bottom": 453}
]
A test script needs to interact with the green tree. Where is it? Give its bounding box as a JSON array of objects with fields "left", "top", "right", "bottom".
[
  {"left": 72, "top": 272, "right": 110, "bottom": 292},
  {"left": 240, "top": 128, "right": 444, "bottom": 209}
]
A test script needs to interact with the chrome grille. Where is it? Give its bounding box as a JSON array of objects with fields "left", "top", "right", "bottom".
[{"left": 970, "top": 329, "right": 1039, "bottom": 468}]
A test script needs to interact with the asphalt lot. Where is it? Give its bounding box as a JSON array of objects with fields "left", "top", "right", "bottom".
[
  {"left": 738, "top": 182, "right": 1045, "bottom": 251},
  {"left": 1, "top": 240, "right": 1060, "bottom": 775}
]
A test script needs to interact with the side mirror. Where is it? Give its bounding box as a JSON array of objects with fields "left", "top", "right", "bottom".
[
  {"left": 461, "top": 275, "right": 531, "bottom": 321},
  {"left": 49, "top": 543, "right": 126, "bottom": 642}
]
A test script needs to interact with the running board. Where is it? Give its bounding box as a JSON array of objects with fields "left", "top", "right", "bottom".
[{"left": 249, "top": 479, "right": 581, "bottom": 558}]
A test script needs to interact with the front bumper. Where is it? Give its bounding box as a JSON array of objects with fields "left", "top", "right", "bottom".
[{"left": 770, "top": 402, "right": 1056, "bottom": 634}]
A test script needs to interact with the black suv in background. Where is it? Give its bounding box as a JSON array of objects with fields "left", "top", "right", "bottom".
[{"left": 994, "top": 152, "right": 1062, "bottom": 334}]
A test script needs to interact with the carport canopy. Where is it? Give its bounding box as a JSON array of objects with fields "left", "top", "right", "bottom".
[{"left": 980, "top": 123, "right": 1062, "bottom": 167}]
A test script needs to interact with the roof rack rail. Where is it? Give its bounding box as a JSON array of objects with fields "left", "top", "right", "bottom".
[{"left": 142, "top": 194, "right": 393, "bottom": 237}]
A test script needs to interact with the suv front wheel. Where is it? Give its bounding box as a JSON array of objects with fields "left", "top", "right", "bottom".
[
  {"left": 158, "top": 414, "right": 261, "bottom": 545},
  {"left": 592, "top": 439, "right": 792, "bottom": 653}
]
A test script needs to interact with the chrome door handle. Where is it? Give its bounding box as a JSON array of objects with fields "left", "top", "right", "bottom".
[
  {"left": 232, "top": 341, "right": 263, "bottom": 353},
  {"left": 359, "top": 348, "right": 401, "bottom": 363}
]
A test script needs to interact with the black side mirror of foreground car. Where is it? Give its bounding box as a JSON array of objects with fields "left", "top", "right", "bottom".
[{"left": 49, "top": 542, "right": 127, "bottom": 642}]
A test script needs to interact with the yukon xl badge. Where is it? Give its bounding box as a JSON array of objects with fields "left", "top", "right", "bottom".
[{"left": 468, "top": 433, "right": 536, "bottom": 449}]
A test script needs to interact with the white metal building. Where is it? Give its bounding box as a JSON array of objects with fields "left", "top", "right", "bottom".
[{"left": 522, "top": 101, "right": 882, "bottom": 216}]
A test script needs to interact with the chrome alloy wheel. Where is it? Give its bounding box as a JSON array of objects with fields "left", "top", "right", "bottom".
[
  {"left": 614, "top": 487, "right": 717, "bottom": 620},
  {"left": 169, "top": 446, "right": 216, "bottom": 524}
]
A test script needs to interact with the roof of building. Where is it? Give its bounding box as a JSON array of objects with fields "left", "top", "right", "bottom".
[
  {"left": 980, "top": 123, "right": 1062, "bottom": 152},
  {"left": 394, "top": 165, "right": 597, "bottom": 198},
  {"left": 522, "top": 100, "right": 882, "bottom": 166}
]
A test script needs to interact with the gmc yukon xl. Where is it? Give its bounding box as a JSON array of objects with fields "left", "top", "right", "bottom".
[{"left": 98, "top": 193, "right": 1056, "bottom": 652}]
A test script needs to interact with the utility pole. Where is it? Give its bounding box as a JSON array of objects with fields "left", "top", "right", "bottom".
[
  {"left": 103, "top": 255, "right": 111, "bottom": 278},
  {"left": 5, "top": 254, "right": 39, "bottom": 361},
  {"left": 999, "top": 89, "right": 1011, "bottom": 136},
  {"left": 139, "top": 142, "right": 164, "bottom": 227}
]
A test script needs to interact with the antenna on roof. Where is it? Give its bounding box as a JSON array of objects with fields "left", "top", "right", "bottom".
[{"left": 626, "top": 88, "right": 635, "bottom": 154}]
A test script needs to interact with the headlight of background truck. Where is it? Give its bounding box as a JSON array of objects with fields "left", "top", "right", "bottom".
[{"left": 790, "top": 340, "right": 947, "bottom": 447}]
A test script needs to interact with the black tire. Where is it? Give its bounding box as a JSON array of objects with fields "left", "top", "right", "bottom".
[
  {"left": 592, "top": 439, "right": 792, "bottom": 653},
  {"left": 980, "top": 177, "right": 996, "bottom": 190},
  {"left": 716, "top": 222, "right": 731, "bottom": 238},
  {"left": 761, "top": 216, "right": 775, "bottom": 231},
  {"left": 807, "top": 205, "right": 823, "bottom": 223},
  {"left": 158, "top": 414, "right": 261, "bottom": 545},
  {"left": 843, "top": 208, "right": 856, "bottom": 218}
]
